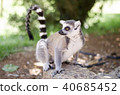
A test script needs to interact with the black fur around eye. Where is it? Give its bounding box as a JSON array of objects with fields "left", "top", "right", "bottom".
[{"left": 64, "top": 26, "right": 70, "bottom": 31}]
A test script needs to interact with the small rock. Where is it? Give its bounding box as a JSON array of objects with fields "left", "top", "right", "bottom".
[
  {"left": 23, "top": 69, "right": 29, "bottom": 73},
  {"left": 20, "top": 74, "right": 25, "bottom": 77},
  {"left": 26, "top": 61, "right": 30, "bottom": 65},
  {"left": 103, "top": 76, "right": 111, "bottom": 79},
  {"left": 116, "top": 38, "right": 120, "bottom": 41},
  {"left": 7, "top": 74, "right": 19, "bottom": 77},
  {"left": 118, "top": 43, "right": 120, "bottom": 47},
  {"left": 94, "top": 54, "right": 101, "bottom": 60},
  {"left": 99, "top": 68, "right": 104, "bottom": 73},
  {"left": 74, "top": 74, "right": 78, "bottom": 78},
  {"left": 29, "top": 68, "right": 42, "bottom": 76},
  {"left": 117, "top": 74, "right": 120, "bottom": 78},
  {"left": 108, "top": 66, "right": 120, "bottom": 79},
  {"left": 89, "top": 55, "right": 93, "bottom": 59},
  {"left": 106, "top": 62, "right": 110, "bottom": 65}
]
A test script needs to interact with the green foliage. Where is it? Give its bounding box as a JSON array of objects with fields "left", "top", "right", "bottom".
[
  {"left": 0, "top": 23, "right": 59, "bottom": 61},
  {"left": 8, "top": 0, "right": 97, "bottom": 34},
  {"left": 83, "top": 14, "right": 120, "bottom": 35},
  {"left": 2, "top": 64, "right": 19, "bottom": 72},
  {"left": 0, "top": 34, "right": 37, "bottom": 61}
]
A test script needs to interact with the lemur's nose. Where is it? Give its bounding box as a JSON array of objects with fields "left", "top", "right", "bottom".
[{"left": 58, "top": 30, "right": 66, "bottom": 35}]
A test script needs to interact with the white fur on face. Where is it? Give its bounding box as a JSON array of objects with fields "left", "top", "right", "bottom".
[{"left": 62, "top": 23, "right": 81, "bottom": 36}]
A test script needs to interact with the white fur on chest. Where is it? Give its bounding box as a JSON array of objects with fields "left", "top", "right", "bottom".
[{"left": 62, "top": 36, "right": 83, "bottom": 62}]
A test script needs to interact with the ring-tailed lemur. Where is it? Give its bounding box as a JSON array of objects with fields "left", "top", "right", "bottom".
[{"left": 26, "top": 5, "right": 85, "bottom": 76}]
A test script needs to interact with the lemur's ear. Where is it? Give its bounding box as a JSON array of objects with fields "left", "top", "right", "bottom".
[
  {"left": 75, "top": 21, "right": 81, "bottom": 27},
  {"left": 60, "top": 20, "right": 65, "bottom": 24},
  {"left": 74, "top": 21, "right": 81, "bottom": 30}
]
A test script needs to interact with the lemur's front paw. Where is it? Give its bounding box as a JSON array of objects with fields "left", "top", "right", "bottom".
[
  {"left": 49, "top": 64, "right": 54, "bottom": 69},
  {"left": 52, "top": 68, "right": 65, "bottom": 77},
  {"left": 43, "top": 63, "right": 50, "bottom": 71},
  {"left": 43, "top": 63, "right": 54, "bottom": 71}
]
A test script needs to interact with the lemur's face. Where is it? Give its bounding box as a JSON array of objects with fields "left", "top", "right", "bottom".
[{"left": 59, "top": 20, "right": 81, "bottom": 36}]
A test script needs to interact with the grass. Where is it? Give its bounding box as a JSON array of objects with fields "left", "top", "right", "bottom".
[
  {"left": 0, "top": 34, "right": 35, "bottom": 61},
  {"left": 0, "top": 24, "right": 60, "bottom": 61},
  {"left": 0, "top": 14, "right": 120, "bottom": 61},
  {"left": 83, "top": 14, "right": 120, "bottom": 35}
]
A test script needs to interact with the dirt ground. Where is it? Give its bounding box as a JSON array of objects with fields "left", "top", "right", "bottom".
[
  {"left": 0, "top": 50, "right": 43, "bottom": 79},
  {"left": 82, "top": 33, "right": 120, "bottom": 74},
  {"left": 0, "top": 33, "right": 120, "bottom": 79}
]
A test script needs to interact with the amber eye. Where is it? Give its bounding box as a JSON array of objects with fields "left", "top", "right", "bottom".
[{"left": 64, "top": 26, "right": 70, "bottom": 31}]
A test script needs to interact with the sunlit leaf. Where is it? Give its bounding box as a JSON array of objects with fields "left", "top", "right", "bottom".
[{"left": 2, "top": 64, "right": 19, "bottom": 72}]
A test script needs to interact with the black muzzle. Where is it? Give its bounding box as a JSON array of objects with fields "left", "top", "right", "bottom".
[{"left": 58, "top": 30, "right": 66, "bottom": 35}]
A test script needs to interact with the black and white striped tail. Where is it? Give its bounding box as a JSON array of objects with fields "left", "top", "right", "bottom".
[{"left": 26, "top": 5, "right": 47, "bottom": 40}]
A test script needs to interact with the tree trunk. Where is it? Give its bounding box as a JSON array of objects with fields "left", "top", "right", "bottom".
[{"left": 55, "top": 0, "right": 96, "bottom": 25}]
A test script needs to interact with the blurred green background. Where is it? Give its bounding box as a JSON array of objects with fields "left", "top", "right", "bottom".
[{"left": 0, "top": 0, "right": 120, "bottom": 61}]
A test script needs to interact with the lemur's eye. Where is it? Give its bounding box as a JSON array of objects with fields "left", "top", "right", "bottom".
[{"left": 64, "top": 26, "right": 70, "bottom": 31}]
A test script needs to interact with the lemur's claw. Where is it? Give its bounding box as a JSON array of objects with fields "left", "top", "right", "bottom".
[
  {"left": 43, "top": 64, "right": 54, "bottom": 72},
  {"left": 51, "top": 68, "right": 65, "bottom": 77},
  {"left": 49, "top": 65, "right": 54, "bottom": 69}
]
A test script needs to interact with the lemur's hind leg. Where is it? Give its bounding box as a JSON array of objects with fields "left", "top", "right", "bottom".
[
  {"left": 36, "top": 39, "right": 50, "bottom": 71},
  {"left": 73, "top": 52, "right": 79, "bottom": 64}
]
